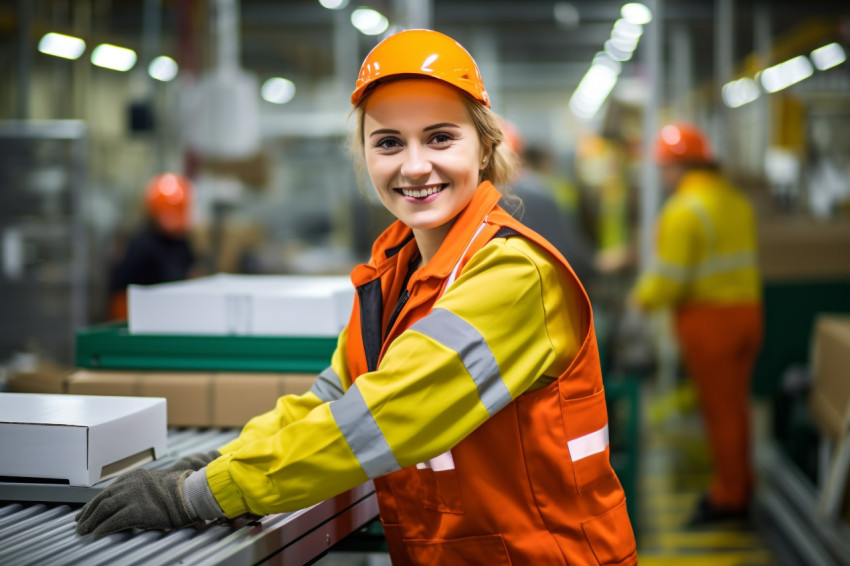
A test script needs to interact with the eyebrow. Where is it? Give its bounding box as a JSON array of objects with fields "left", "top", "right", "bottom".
[{"left": 368, "top": 122, "right": 461, "bottom": 138}]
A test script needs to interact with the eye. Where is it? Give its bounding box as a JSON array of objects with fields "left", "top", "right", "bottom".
[
  {"left": 430, "top": 132, "right": 455, "bottom": 145},
  {"left": 374, "top": 136, "right": 402, "bottom": 150}
]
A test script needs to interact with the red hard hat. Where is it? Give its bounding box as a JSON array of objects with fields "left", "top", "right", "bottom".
[
  {"left": 145, "top": 173, "right": 192, "bottom": 236},
  {"left": 499, "top": 119, "right": 525, "bottom": 155},
  {"left": 654, "top": 123, "right": 714, "bottom": 165},
  {"left": 351, "top": 29, "right": 490, "bottom": 107}
]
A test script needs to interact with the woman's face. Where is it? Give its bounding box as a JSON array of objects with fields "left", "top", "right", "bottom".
[{"left": 363, "top": 79, "right": 488, "bottom": 237}]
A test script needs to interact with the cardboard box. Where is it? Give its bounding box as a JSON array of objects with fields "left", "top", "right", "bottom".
[
  {"left": 66, "top": 370, "right": 315, "bottom": 428},
  {"left": 0, "top": 393, "right": 167, "bottom": 486},
  {"left": 808, "top": 315, "right": 850, "bottom": 440},
  {"left": 128, "top": 274, "right": 354, "bottom": 337},
  {"left": 759, "top": 219, "right": 850, "bottom": 282},
  {"left": 5, "top": 359, "right": 73, "bottom": 394},
  {"left": 807, "top": 315, "right": 850, "bottom": 523}
]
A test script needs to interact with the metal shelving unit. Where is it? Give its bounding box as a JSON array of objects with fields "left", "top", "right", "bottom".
[{"left": 0, "top": 120, "right": 88, "bottom": 366}]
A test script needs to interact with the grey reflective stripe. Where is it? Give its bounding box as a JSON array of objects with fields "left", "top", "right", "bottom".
[
  {"left": 650, "top": 259, "right": 692, "bottom": 283},
  {"left": 694, "top": 250, "right": 757, "bottom": 278},
  {"left": 410, "top": 308, "right": 512, "bottom": 417},
  {"left": 310, "top": 366, "right": 345, "bottom": 402},
  {"left": 329, "top": 383, "right": 401, "bottom": 478},
  {"left": 650, "top": 250, "right": 756, "bottom": 284}
]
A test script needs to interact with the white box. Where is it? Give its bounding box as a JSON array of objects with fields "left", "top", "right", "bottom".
[
  {"left": 128, "top": 274, "right": 354, "bottom": 336},
  {"left": 0, "top": 393, "right": 167, "bottom": 487}
]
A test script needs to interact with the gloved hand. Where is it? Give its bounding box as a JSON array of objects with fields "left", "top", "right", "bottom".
[
  {"left": 76, "top": 469, "right": 199, "bottom": 538},
  {"left": 164, "top": 450, "right": 221, "bottom": 472}
]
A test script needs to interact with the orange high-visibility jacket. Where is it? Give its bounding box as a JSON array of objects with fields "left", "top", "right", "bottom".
[
  {"left": 345, "top": 182, "right": 636, "bottom": 565},
  {"left": 209, "top": 182, "right": 636, "bottom": 564}
]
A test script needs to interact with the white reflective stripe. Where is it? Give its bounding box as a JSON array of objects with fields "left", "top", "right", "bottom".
[
  {"left": 694, "top": 250, "right": 757, "bottom": 278},
  {"left": 650, "top": 250, "right": 757, "bottom": 285},
  {"left": 415, "top": 450, "right": 456, "bottom": 471},
  {"left": 567, "top": 424, "right": 609, "bottom": 462},
  {"left": 445, "top": 220, "right": 489, "bottom": 290},
  {"left": 651, "top": 259, "right": 691, "bottom": 283}
]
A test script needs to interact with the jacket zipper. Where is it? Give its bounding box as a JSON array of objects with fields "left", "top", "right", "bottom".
[{"left": 384, "top": 289, "right": 410, "bottom": 340}]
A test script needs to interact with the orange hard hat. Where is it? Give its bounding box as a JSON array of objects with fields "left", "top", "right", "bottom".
[
  {"left": 654, "top": 123, "right": 714, "bottom": 165},
  {"left": 144, "top": 173, "right": 192, "bottom": 236},
  {"left": 351, "top": 29, "right": 490, "bottom": 107}
]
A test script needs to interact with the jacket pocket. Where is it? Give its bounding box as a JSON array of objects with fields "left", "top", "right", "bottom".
[
  {"left": 404, "top": 534, "right": 512, "bottom": 565},
  {"left": 581, "top": 499, "right": 637, "bottom": 565},
  {"left": 561, "top": 389, "right": 614, "bottom": 493},
  {"left": 417, "top": 462, "right": 465, "bottom": 514}
]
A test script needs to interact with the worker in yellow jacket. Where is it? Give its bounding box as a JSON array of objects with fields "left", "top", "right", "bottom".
[{"left": 632, "top": 123, "right": 763, "bottom": 525}]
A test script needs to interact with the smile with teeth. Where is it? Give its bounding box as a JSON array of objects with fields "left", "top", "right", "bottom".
[{"left": 398, "top": 184, "right": 447, "bottom": 199}]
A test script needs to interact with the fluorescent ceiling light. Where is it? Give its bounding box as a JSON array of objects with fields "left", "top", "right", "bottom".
[
  {"left": 553, "top": 2, "right": 580, "bottom": 27},
  {"left": 760, "top": 55, "right": 813, "bottom": 93},
  {"left": 91, "top": 44, "right": 137, "bottom": 71},
  {"left": 609, "top": 34, "right": 639, "bottom": 53},
  {"left": 621, "top": 3, "right": 652, "bottom": 25},
  {"left": 592, "top": 52, "right": 622, "bottom": 75},
  {"left": 722, "top": 77, "right": 760, "bottom": 108},
  {"left": 810, "top": 42, "right": 846, "bottom": 71},
  {"left": 319, "top": 0, "right": 349, "bottom": 9},
  {"left": 148, "top": 56, "right": 178, "bottom": 82},
  {"left": 38, "top": 32, "right": 86, "bottom": 60},
  {"left": 351, "top": 7, "right": 388, "bottom": 35},
  {"left": 261, "top": 77, "right": 296, "bottom": 104},
  {"left": 612, "top": 19, "right": 643, "bottom": 40},
  {"left": 604, "top": 39, "right": 633, "bottom": 62},
  {"left": 570, "top": 63, "right": 618, "bottom": 119}
]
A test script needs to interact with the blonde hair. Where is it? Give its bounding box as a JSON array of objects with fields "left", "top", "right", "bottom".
[{"left": 350, "top": 85, "right": 521, "bottom": 193}]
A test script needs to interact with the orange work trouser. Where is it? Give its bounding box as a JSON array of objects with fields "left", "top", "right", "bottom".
[{"left": 674, "top": 303, "right": 763, "bottom": 509}]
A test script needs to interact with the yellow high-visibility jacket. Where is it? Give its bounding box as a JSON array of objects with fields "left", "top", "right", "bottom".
[
  {"left": 633, "top": 170, "right": 761, "bottom": 311},
  {"left": 206, "top": 215, "right": 586, "bottom": 518}
]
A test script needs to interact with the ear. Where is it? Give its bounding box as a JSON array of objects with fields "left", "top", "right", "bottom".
[{"left": 479, "top": 146, "right": 493, "bottom": 171}]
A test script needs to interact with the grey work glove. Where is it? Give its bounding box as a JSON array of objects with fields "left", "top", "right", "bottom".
[
  {"left": 164, "top": 450, "right": 221, "bottom": 472},
  {"left": 75, "top": 469, "right": 199, "bottom": 538}
]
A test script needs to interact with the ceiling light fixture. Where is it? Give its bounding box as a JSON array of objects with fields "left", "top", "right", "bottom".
[
  {"left": 319, "top": 0, "right": 349, "bottom": 9},
  {"left": 570, "top": 63, "right": 619, "bottom": 119},
  {"left": 91, "top": 44, "right": 137, "bottom": 71},
  {"left": 621, "top": 3, "right": 652, "bottom": 25},
  {"left": 351, "top": 7, "right": 388, "bottom": 36},
  {"left": 810, "top": 42, "right": 846, "bottom": 71},
  {"left": 261, "top": 77, "right": 296, "bottom": 104},
  {"left": 149, "top": 56, "right": 178, "bottom": 82},
  {"left": 721, "top": 77, "right": 760, "bottom": 108},
  {"left": 38, "top": 32, "right": 86, "bottom": 60},
  {"left": 759, "top": 55, "right": 813, "bottom": 93}
]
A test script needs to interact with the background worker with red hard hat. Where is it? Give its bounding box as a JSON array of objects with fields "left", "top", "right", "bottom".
[
  {"left": 79, "top": 29, "right": 637, "bottom": 565},
  {"left": 631, "top": 122, "right": 763, "bottom": 525},
  {"left": 108, "top": 172, "right": 197, "bottom": 319}
]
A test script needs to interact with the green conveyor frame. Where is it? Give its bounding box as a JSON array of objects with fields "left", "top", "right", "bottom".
[{"left": 75, "top": 323, "right": 337, "bottom": 374}]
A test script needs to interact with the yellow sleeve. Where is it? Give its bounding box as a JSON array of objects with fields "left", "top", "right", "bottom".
[
  {"left": 206, "top": 237, "right": 585, "bottom": 517},
  {"left": 632, "top": 201, "right": 704, "bottom": 310},
  {"left": 217, "top": 327, "right": 352, "bottom": 455}
]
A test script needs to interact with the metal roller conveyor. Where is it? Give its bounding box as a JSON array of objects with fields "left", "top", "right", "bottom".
[{"left": 0, "top": 428, "right": 379, "bottom": 565}]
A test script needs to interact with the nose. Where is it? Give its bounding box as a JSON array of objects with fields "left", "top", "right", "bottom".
[{"left": 400, "top": 144, "right": 432, "bottom": 181}]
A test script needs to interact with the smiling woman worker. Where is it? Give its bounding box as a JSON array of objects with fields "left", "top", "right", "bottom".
[{"left": 76, "top": 30, "right": 637, "bottom": 565}]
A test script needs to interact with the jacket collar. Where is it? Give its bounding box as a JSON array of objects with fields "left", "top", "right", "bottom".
[
  {"left": 352, "top": 181, "right": 503, "bottom": 286},
  {"left": 677, "top": 170, "right": 724, "bottom": 193}
]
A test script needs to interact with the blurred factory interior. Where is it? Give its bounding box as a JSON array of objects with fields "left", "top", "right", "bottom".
[{"left": 1, "top": 0, "right": 850, "bottom": 565}]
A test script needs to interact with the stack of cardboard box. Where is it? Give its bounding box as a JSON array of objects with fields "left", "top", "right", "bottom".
[
  {"left": 808, "top": 315, "right": 850, "bottom": 522},
  {"left": 7, "top": 366, "right": 315, "bottom": 428}
]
